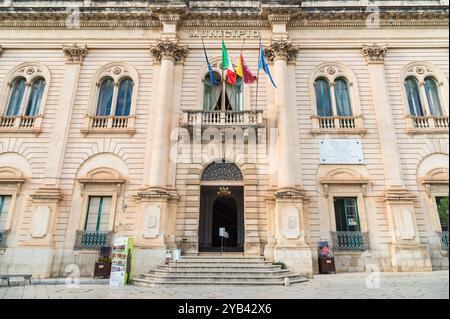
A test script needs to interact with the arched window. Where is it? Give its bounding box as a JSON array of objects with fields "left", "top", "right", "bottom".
[
  {"left": 202, "top": 61, "right": 244, "bottom": 112},
  {"left": 203, "top": 72, "right": 221, "bottom": 111},
  {"left": 96, "top": 77, "right": 114, "bottom": 116},
  {"left": 25, "top": 77, "right": 46, "bottom": 116},
  {"left": 115, "top": 77, "right": 133, "bottom": 116},
  {"left": 424, "top": 77, "right": 443, "bottom": 116},
  {"left": 314, "top": 78, "right": 332, "bottom": 116},
  {"left": 334, "top": 78, "right": 352, "bottom": 116},
  {"left": 401, "top": 63, "right": 449, "bottom": 120},
  {"left": 6, "top": 77, "right": 26, "bottom": 116},
  {"left": 404, "top": 76, "right": 424, "bottom": 116}
]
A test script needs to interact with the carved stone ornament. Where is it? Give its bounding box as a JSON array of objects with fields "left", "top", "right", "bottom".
[
  {"left": 150, "top": 41, "right": 189, "bottom": 64},
  {"left": 62, "top": 44, "right": 88, "bottom": 65},
  {"left": 362, "top": 43, "right": 387, "bottom": 64},
  {"left": 264, "top": 40, "right": 300, "bottom": 64}
]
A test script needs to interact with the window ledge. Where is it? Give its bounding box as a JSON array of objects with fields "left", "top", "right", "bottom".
[
  {"left": 0, "top": 127, "right": 42, "bottom": 136},
  {"left": 406, "top": 128, "right": 449, "bottom": 136}
]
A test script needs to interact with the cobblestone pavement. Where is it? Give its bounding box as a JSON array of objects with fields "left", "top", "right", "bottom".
[{"left": 1, "top": 271, "right": 448, "bottom": 299}]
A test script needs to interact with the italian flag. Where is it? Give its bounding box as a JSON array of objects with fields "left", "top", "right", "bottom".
[{"left": 222, "top": 39, "right": 237, "bottom": 85}]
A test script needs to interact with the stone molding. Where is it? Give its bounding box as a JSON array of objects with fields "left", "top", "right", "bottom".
[
  {"left": 362, "top": 43, "right": 388, "bottom": 64},
  {"left": 30, "top": 187, "right": 63, "bottom": 202},
  {"left": 62, "top": 44, "right": 88, "bottom": 65},
  {"left": 265, "top": 40, "right": 299, "bottom": 63},
  {"left": 150, "top": 41, "right": 189, "bottom": 64},
  {"left": 384, "top": 187, "right": 415, "bottom": 202}
]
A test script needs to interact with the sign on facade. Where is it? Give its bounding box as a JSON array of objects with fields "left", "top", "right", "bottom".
[{"left": 319, "top": 139, "right": 364, "bottom": 164}]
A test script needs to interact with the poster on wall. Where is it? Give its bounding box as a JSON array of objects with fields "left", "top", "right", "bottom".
[{"left": 109, "top": 236, "right": 134, "bottom": 287}]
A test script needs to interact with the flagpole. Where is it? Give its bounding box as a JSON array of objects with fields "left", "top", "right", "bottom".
[
  {"left": 255, "top": 37, "right": 261, "bottom": 112},
  {"left": 221, "top": 31, "right": 226, "bottom": 112}
]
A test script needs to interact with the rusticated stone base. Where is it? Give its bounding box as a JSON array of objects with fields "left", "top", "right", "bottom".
[
  {"left": 390, "top": 245, "right": 432, "bottom": 272},
  {"left": 273, "top": 246, "right": 313, "bottom": 278}
]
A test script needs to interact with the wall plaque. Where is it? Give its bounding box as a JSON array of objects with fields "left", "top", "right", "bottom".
[{"left": 319, "top": 139, "right": 364, "bottom": 164}]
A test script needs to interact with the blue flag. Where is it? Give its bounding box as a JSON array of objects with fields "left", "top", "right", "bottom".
[
  {"left": 258, "top": 44, "right": 277, "bottom": 88},
  {"left": 202, "top": 39, "right": 219, "bottom": 86}
]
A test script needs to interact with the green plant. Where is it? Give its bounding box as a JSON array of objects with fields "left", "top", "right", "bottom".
[
  {"left": 98, "top": 257, "right": 111, "bottom": 263},
  {"left": 272, "top": 261, "right": 287, "bottom": 269},
  {"left": 437, "top": 197, "right": 449, "bottom": 227}
]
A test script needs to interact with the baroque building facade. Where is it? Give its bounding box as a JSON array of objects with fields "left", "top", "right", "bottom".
[{"left": 0, "top": 0, "right": 448, "bottom": 278}]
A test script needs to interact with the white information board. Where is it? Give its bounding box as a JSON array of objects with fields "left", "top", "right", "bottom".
[{"left": 319, "top": 139, "right": 364, "bottom": 164}]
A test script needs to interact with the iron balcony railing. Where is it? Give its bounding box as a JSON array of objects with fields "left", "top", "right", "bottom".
[
  {"left": 440, "top": 231, "right": 449, "bottom": 251},
  {"left": 0, "top": 230, "right": 8, "bottom": 249},
  {"left": 74, "top": 230, "right": 112, "bottom": 250},
  {"left": 331, "top": 231, "right": 369, "bottom": 251}
]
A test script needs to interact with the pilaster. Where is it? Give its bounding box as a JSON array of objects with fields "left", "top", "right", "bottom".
[
  {"left": 23, "top": 45, "right": 86, "bottom": 278},
  {"left": 363, "top": 43, "right": 431, "bottom": 271}
]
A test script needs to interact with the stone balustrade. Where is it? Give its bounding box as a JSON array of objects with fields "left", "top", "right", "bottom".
[
  {"left": 311, "top": 115, "right": 365, "bottom": 135},
  {"left": 81, "top": 115, "right": 135, "bottom": 135},
  {"left": 181, "top": 110, "right": 264, "bottom": 128},
  {"left": 0, "top": 115, "right": 41, "bottom": 129},
  {"left": 407, "top": 115, "right": 449, "bottom": 134}
]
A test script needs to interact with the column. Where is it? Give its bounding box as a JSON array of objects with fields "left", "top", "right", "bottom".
[
  {"left": 136, "top": 40, "right": 187, "bottom": 250},
  {"left": 264, "top": 40, "right": 313, "bottom": 277},
  {"left": 362, "top": 43, "right": 431, "bottom": 271},
  {"left": 24, "top": 44, "right": 87, "bottom": 278}
]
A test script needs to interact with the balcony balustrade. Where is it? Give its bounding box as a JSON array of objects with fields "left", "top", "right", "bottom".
[
  {"left": 74, "top": 230, "right": 112, "bottom": 250},
  {"left": 331, "top": 231, "right": 369, "bottom": 251},
  {"left": 440, "top": 231, "right": 449, "bottom": 251},
  {"left": 311, "top": 115, "right": 365, "bottom": 135},
  {"left": 181, "top": 110, "right": 264, "bottom": 129},
  {"left": 0, "top": 115, "right": 42, "bottom": 134},
  {"left": 406, "top": 115, "right": 449, "bottom": 134},
  {"left": 81, "top": 115, "right": 135, "bottom": 135}
]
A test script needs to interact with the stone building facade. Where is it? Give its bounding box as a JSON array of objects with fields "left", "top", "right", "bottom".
[{"left": 0, "top": 0, "right": 448, "bottom": 278}]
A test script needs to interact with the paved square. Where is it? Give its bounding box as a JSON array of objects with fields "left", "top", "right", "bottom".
[{"left": 1, "top": 271, "right": 448, "bottom": 299}]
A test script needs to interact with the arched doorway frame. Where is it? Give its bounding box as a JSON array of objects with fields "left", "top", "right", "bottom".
[{"left": 184, "top": 159, "right": 261, "bottom": 255}]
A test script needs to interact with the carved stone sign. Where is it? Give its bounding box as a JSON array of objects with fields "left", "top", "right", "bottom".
[
  {"left": 319, "top": 139, "right": 364, "bottom": 164},
  {"left": 283, "top": 206, "right": 300, "bottom": 239},
  {"left": 189, "top": 30, "right": 261, "bottom": 38}
]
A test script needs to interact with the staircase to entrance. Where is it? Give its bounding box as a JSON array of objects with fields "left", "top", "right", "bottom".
[{"left": 132, "top": 255, "right": 308, "bottom": 287}]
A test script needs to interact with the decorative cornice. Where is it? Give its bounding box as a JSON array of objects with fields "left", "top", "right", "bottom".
[
  {"left": 384, "top": 187, "right": 415, "bottom": 202},
  {"left": 362, "top": 43, "right": 387, "bottom": 64},
  {"left": 62, "top": 44, "right": 88, "bottom": 65},
  {"left": 265, "top": 40, "right": 300, "bottom": 63},
  {"left": 30, "top": 187, "right": 63, "bottom": 202},
  {"left": 150, "top": 40, "right": 189, "bottom": 64}
]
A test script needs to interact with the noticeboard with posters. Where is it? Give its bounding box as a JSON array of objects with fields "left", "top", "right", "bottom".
[
  {"left": 109, "top": 236, "right": 134, "bottom": 287},
  {"left": 318, "top": 239, "right": 332, "bottom": 257}
]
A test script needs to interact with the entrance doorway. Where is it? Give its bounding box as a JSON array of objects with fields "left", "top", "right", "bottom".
[{"left": 199, "top": 186, "right": 244, "bottom": 252}]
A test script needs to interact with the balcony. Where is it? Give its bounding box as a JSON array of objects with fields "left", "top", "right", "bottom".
[
  {"left": 440, "top": 231, "right": 449, "bottom": 251},
  {"left": 0, "top": 230, "right": 8, "bottom": 249},
  {"left": 406, "top": 115, "right": 449, "bottom": 135},
  {"left": 81, "top": 115, "right": 136, "bottom": 136},
  {"left": 311, "top": 115, "right": 366, "bottom": 135},
  {"left": 181, "top": 110, "right": 264, "bottom": 129},
  {"left": 0, "top": 115, "right": 42, "bottom": 135},
  {"left": 74, "top": 230, "right": 112, "bottom": 250},
  {"left": 331, "top": 231, "right": 369, "bottom": 251}
]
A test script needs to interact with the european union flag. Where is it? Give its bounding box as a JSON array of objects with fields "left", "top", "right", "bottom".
[
  {"left": 202, "top": 39, "right": 219, "bottom": 86},
  {"left": 258, "top": 44, "right": 277, "bottom": 88}
]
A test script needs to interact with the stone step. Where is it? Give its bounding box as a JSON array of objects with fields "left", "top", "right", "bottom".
[
  {"left": 143, "top": 269, "right": 290, "bottom": 276},
  {"left": 141, "top": 273, "right": 303, "bottom": 281},
  {"left": 164, "top": 262, "right": 279, "bottom": 267},
  {"left": 159, "top": 265, "right": 283, "bottom": 271},
  {"left": 168, "top": 260, "right": 272, "bottom": 267},
  {"left": 132, "top": 277, "right": 308, "bottom": 287},
  {"left": 174, "top": 258, "right": 267, "bottom": 262}
]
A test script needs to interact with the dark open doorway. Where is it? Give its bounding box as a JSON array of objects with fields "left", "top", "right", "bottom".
[{"left": 199, "top": 186, "right": 244, "bottom": 252}]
